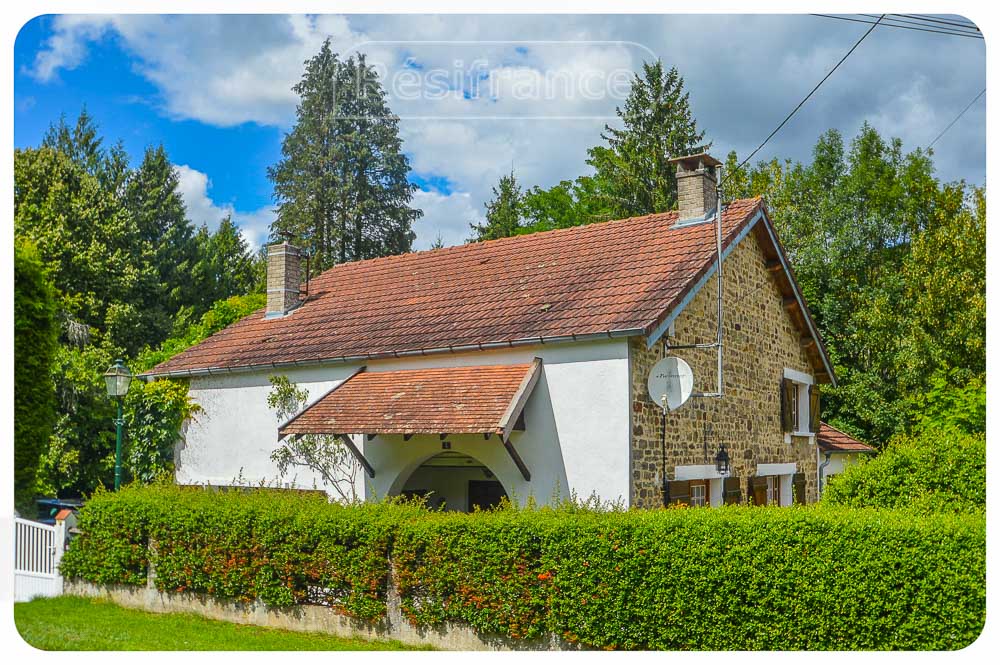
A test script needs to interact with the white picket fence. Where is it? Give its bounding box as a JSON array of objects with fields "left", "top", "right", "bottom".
[{"left": 14, "top": 517, "right": 66, "bottom": 602}]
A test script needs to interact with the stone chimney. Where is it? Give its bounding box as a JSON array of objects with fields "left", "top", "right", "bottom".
[
  {"left": 266, "top": 242, "right": 302, "bottom": 318},
  {"left": 669, "top": 152, "right": 722, "bottom": 222}
]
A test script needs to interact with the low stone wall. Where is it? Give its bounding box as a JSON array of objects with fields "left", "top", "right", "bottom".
[{"left": 64, "top": 574, "right": 575, "bottom": 651}]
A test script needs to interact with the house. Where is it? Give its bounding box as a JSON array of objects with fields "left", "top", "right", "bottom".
[
  {"left": 816, "top": 423, "right": 875, "bottom": 494},
  {"left": 144, "top": 153, "right": 843, "bottom": 510}
]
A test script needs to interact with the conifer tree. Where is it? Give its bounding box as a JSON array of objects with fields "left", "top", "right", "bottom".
[
  {"left": 586, "top": 61, "right": 707, "bottom": 217},
  {"left": 469, "top": 170, "right": 524, "bottom": 241},
  {"left": 269, "top": 40, "right": 420, "bottom": 269}
]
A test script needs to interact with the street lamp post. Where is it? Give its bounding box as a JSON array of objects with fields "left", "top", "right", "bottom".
[{"left": 104, "top": 359, "right": 133, "bottom": 490}]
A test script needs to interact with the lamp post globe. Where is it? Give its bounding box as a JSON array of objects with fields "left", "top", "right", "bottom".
[{"left": 104, "top": 359, "right": 133, "bottom": 490}]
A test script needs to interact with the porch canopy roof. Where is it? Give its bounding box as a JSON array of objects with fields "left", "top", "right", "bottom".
[{"left": 278, "top": 359, "right": 542, "bottom": 441}]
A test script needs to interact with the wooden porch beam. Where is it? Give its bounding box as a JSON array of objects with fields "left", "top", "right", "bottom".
[
  {"left": 338, "top": 434, "right": 375, "bottom": 479},
  {"left": 503, "top": 437, "right": 531, "bottom": 482},
  {"left": 498, "top": 357, "right": 543, "bottom": 441}
]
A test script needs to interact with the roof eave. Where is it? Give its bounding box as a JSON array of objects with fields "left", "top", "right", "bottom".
[{"left": 141, "top": 328, "right": 643, "bottom": 379}]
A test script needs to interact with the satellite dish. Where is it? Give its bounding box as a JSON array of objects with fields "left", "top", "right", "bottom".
[{"left": 647, "top": 356, "right": 694, "bottom": 411}]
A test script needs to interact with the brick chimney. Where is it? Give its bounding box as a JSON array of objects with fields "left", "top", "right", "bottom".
[
  {"left": 265, "top": 242, "right": 302, "bottom": 318},
  {"left": 669, "top": 152, "right": 722, "bottom": 222}
]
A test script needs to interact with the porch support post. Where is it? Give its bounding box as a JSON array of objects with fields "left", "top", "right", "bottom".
[
  {"left": 338, "top": 434, "right": 376, "bottom": 478},
  {"left": 502, "top": 437, "right": 531, "bottom": 481}
]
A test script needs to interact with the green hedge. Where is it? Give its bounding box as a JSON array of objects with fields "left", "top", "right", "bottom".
[
  {"left": 62, "top": 486, "right": 985, "bottom": 650},
  {"left": 61, "top": 485, "right": 423, "bottom": 621},
  {"left": 823, "top": 428, "right": 985, "bottom": 514}
]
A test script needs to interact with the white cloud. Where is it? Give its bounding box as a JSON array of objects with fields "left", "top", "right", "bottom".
[
  {"left": 410, "top": 189, "right": 481, "bottom": 250},
  {"left": 26, "top": 15, "right": 114, "bottom": 82},
  {"left": 174, "top": 164, "right": 275, "bottom": 249},
  {"left": 28, "top": 14, "right": 985, "bottom": 250}
]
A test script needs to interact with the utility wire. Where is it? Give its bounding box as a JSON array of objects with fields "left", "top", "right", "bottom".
[
  {"left": 927, "top": 88, "right": 986, "bottom": 149},
  {"left": 812, "top": 14, "right": 983, "bottom": 39},
  {"left": 731, "top": 15, "right": 885, "bottom": 176},
  {"left": 890, "top": 13, "right": 981, "bottom": 32},
  {"left": 860, "top": 13, "right": 982, "bottom": 37}
]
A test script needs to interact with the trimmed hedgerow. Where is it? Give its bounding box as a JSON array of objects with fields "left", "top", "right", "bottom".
[
  {"left": 61, "top": 484, "right": 424, "bottom": 621},
  {"left": 59, "top": 486, "right": 154, "bottom": 586},
  {"left": 392, "top": 506, "right": 985, "bottom": 650},
  {"left": 62, "top": 487, "right": 985, "bottom": 650}
]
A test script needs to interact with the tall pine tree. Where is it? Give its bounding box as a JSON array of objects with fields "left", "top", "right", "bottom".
[
  {"left": 586, "top": 61, "right": 707, "bottom": 218},
  {"left": 268, "top": 40, "right": 420, "bottom": 269}
]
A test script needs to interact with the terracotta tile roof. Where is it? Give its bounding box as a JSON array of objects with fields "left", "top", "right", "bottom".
[
  {"left": 817, "top": 423, "right": 875, "bottom": 453},
  {"left": 147, "top": 198, "right": 766, "bottom": 376},
  {"left": 279, "top": 363, "right": 537, "bottom": 436}
]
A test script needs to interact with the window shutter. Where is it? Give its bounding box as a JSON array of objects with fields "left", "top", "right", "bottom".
[
  {"left": 665, "top": 479, "right": 691, "bottom": 506},
  {"left": 793, "top": 472, "right": 807, "bottom": 504},
  {"left": 780, "top": 379, "right": 795, "bottom": 432},
  {"left": 723, "top": 476, "right": 742, "bottom": 505},
  {"left": 749, "top": 476, "right": 768, "bottom": 506},
  {"left": 808, "top": 385, "right": 821, "bottom": 433}
]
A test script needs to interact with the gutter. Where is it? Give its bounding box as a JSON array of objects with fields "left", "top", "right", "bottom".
[
  {"left": 140, "top": 327, "right": 642, "bottom": 380},
  {"left": 818, "top": 451, "right": 833, "bottom": 494}
]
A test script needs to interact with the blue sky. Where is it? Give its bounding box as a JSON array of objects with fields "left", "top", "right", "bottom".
[{"left": 14, "top": 14, "right": 986, "bottom": 249}]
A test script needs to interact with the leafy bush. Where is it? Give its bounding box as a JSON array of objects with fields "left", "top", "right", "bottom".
[
  {"left": 14, "top": 238, "right": 59, "bottom": 512},
  {"left": 63, "top": 486, "right": 985, "bottom": 650},
  {"left": 393, "top": 506, "right": 984, "bottom": 650},
  {"left": 62, "top": 484, "right": 424, "bottom": 621},
  {"left": 123, "top": 380, "right": 201, "bottom": 483},
  {"left": 823, "top": 428, "right": 985, "bottom": 514}
]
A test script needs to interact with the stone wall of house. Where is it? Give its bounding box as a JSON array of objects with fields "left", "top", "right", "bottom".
[{"left": 629, "top": 227, "right": 820, "bottom": 507}]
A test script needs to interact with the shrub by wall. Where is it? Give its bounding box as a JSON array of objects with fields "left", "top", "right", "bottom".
[
  {"left": 393, "top": 506, "right": 984, "bottom": 650},
  {"left": 823, "top": 428, "right": 985, "bottom": 514},
  {"left": 62, "top": 486, "right": 985, "bottom": 650},
  {"left": 61, "top": 484, "right": 423, "bottom": 621}
]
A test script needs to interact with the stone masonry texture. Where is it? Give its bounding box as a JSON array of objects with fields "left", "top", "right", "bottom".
[
  {"left": 267, "top": 243, "right": 301, "bottom": 315},
  {"left": 629, "top": 227, "right": 819, "bottom": 507}
]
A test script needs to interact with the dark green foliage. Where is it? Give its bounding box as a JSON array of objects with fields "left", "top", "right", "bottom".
[
  {"left": 190, "top": 216, "right": 260, "bottom": 312},
  {"left": 60, "top": 486, "right": 152, "bottom": 585},
  {"left": 14, "top": 239, "right": 59, "bottom": 512},
  {"left": 62, "top": 485, "right": 424, "bottom": 621},
  {"left": 16, "top": 109, "right": 262, "bottom": 497},
  {"left": 123, "top": 381, "right": 200, "bottom": 484},
  {"left": 397, "top": 507, "right": 984, "bottom": 650},
  {"left": 724, "top": 124, "right": 985, "bottom": 446},
  {"left": 63, "top": 488, "right": 985, "bottom": 650},
  {"left": 585, "top": 60, "right": 707, "bottom": 218},
  {"left": 134, "top": 293, "right": 265, "bottom": 373},
  {"left": 269, "top": 40, "right": 420, "bottom": 269},
  {"left": 469, "top": 171, "right": 525, "bottom": 241},
  {"left": 823, "top": 429, "right": 985, "bottom": 515}
]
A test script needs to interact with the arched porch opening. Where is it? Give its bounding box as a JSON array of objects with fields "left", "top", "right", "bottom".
[{"left": 398, "top": 451, "right": 508, "bottom": 512}]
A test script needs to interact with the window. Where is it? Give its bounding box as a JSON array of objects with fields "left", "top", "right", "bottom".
[
  {"left": 782, "top": 369, "right": 817, "bottom": 437},
  {"left": 790, "top": 383, "right": 800, "bottom": 431},
  {"left": 690, "top": 480, "right": 708, "bottom": 507},
  {"left": 766, "top": 476, "right": 780, "bottom": 505}
]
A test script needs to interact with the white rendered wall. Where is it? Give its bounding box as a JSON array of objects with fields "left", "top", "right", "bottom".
[
  {"left": 176, "top": 339, "right": 632, "bottom": 507},
  {"left": 819, "top": 452, "right": 867, "bottom": 493}
]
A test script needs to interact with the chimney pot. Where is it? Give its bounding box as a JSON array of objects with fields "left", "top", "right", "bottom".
[
  {"left": 669, "top": 152, "right": 722, "bottom": 222},
  {"left": 266, "top": 242, "right": 302, "bottom": 318}
]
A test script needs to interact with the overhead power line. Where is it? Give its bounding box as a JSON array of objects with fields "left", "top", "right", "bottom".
[
  {"left": 731, "top": 15, "right": 885, "bottom": 175},
  {"left": 928, "top": 88, "right": 986, "bottom": 149},
  {"left": 861, "top": 13, "right": 982, "bottom": 36},
  {"left": 889, "top": 14, "right": 981, "bottom": 32},
  {"left": 812, "top": 14, "right": 983, "bottom": 39}
]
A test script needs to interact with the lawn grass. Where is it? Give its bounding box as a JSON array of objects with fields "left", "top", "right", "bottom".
[{"left": 15, "top": 595, "right": 430, "bottom": 651}]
